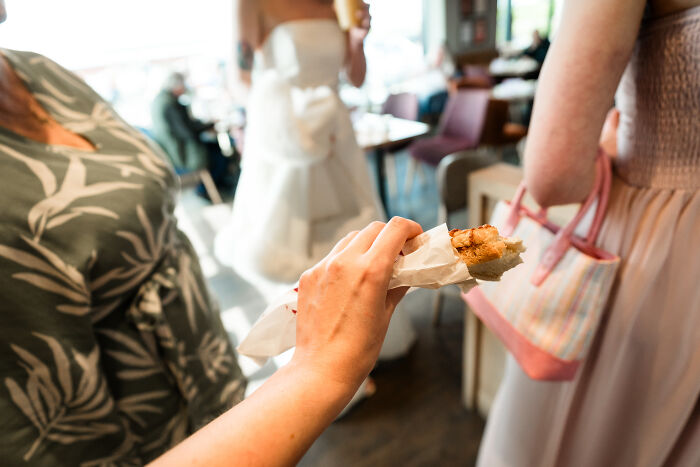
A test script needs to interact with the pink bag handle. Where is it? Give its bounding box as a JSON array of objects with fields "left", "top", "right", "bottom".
[
  {"left": 501, "top": 149, "right": 612, "bottom": 286},
  {"left": 585, "top": 148, "right": 612, "bottom": 245}
]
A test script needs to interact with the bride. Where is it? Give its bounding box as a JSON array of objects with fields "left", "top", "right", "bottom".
[
  {"left": 217, "top": 0, "right": 382, "bottom": 282},
  {"left": 217, "top": 0, "right": 415, "bottom": 363}
]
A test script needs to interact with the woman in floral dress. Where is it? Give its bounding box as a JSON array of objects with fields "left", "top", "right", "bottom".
[{"left": 0, "top": 40, "right": 245, "bottom": 467}]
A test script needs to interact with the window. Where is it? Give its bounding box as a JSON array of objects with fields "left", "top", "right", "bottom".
[{"left": 3, "top": 0, "right": 233, "bottom": 126}]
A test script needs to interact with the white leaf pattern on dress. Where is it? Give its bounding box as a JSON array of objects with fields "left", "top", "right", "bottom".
[
  {"left": 26, "top": 156, "right": 140, "bottom": 239},
  {"left": 0, "top": 237, "right": 90, "bottom": 315},
  {"left": 98, "top": 329, "right": 163, "bottom": 381},
  {"left": 1, "top": 144, "right": 57, "bottom": 197},
  {"left": 94, "top": 205, "right": 172, "bottom": 299},
  {"left": 116, "top": 390, "right": 170, "bottom": 428},
  {"left": 1, "top": 147, "right": 139, "bottom": 240},
  {"left": 197, "top": 332, "right": 234, "bottom": 383},
  {"left": 4, "top": 334, "right": 118, "bottom": 461}
]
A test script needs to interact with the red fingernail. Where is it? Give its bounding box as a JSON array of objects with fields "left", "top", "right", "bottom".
[{"left": 292, "top": 309, "right": 297, "bottom": 314}]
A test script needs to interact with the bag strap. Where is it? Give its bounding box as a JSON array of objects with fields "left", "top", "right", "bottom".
[
  {"left": 501, "top": 149, "right": 612, "bottom": 286},
  {"left": 584, "top": 148, "right": 612, "bottom": 245},
  {"left": 502, "top": 184, "right": 527, "bottom": 236}
]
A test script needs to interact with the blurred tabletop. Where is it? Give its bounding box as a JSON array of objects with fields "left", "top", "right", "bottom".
[
  {"left": 491, "top": 78, "right": 537, "bottom": 103},
  {"left": 354, "top": 113, "right": 430, "bottom": 151},
  {"left": 489, "top": 56, "right": 540, "bottom": 79}
]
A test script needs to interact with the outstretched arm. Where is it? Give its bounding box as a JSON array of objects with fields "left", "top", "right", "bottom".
[
  {"left": 523, "top": 0, "right": 646, "bottom": 207},
  {"left": 150, "top": 218, "right": 423, "bottom": 467}
]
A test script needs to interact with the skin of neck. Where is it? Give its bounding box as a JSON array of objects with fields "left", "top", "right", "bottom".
[{"left": 0, "top": 55, "right": 44, "bottom": 126}]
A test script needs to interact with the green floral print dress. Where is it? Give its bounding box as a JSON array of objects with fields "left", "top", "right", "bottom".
[{"left": 0, "top": 49, "right": 245, "bottom": 466}]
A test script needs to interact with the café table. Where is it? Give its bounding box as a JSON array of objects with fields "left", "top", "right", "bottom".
[
  {"left": 354, "top": 113, "right": 430, "bottom": 215},
  {"left": 491, "top": 78, "right": 537, "bottom": 104},
  {"left": 489, "top": 56, "right": 540, "bottom": 82}
]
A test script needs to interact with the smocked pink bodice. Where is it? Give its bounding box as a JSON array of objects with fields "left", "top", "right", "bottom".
[{"left": 616, "top": 6, "right": 700, "bottom": 190}]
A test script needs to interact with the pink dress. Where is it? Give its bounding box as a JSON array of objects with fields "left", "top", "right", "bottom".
[{"left": 477, "top": 7, "right": 700, "bottom": 467}]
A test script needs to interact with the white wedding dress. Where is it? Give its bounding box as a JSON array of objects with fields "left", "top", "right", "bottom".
[
  {"left": 217, "top": 19, "right": 381, "bottom": 282},
  {"left": 216, "top": 19, "right": 415, "bottom": 361}
]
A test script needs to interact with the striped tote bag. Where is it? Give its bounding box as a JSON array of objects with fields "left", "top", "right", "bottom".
[{"left": 464, "top": 150, "right": 620, "bottom": 380}]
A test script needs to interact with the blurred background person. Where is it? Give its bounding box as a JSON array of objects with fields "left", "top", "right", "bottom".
[
  {"left": 0, "top": 1, "right": 247, "bottom": 463},
  {"left": 215, "top": 0, "right": 384, "bottom": 283},
  {"left": 151, "top": 72, "right": 236, "bottom": 198},
  {"left": 477, "top": 1, "right": 700, "bottom": 466},
  {"left": 520, "top": 29, "right": 550, "bottom": 66}
]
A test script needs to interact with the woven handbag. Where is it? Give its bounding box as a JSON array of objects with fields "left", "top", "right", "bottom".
[{"left": 464, "top": 150, "right": 620, "bottom": 380}]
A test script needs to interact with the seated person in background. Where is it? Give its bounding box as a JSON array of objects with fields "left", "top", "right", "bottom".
[
  {"left": 414, "top": 42, "right": 455, "bottom": 122},
  {"left": 521, "top": 30, "right": 551, "bottom": 66},
  {"left": 151, "top": 73, "right": 234, "bottom": 195}
]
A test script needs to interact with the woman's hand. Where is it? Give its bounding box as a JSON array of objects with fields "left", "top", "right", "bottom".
[
  {"left": 345, "top": 2, "right": 370, "bottom": 87},
  {"left": 292, "top": 217, "right": 422, "bottom": 390},
  {"left": 348, "top": 2, "right": 371, "bottom": 45}
]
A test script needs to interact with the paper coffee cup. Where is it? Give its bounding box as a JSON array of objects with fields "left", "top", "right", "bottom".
[{"left": 335, "top": 0, "right": 360, "bottom": 30}]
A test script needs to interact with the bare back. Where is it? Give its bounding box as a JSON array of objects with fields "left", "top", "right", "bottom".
[{"left": 259, "top": 0, "right": 337, "bottom": 46}]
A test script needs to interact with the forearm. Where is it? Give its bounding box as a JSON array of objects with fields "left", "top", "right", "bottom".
[
  {"left": 524, "top": 0, "right": 645, "bottom": 207},
  {"left": 345, "top": 37, "right": 367, "bottom": 88},
  {"left": 150, "top": 362, "right": 354, "bottom": 467}
]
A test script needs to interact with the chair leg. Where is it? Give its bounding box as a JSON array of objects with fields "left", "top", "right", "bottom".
[
  {"left": 416, "top": 161, "right": 427, "bottom": 186},
  {"left": 385, "top": 153, "right": 398, "bottom": 198},
  {"left": 199, "top": 170, "right": 223, "bottom": 204},
  {"left": 432, "top": 289, "right": 444, "bottom": 327},
  {"left": 404, "top": 157, "right": 417, "bottom": 196},
  {"left": 516, "top": 137, "right": 527, "bottom": 165},
  {"left": 437, "top": 204, "right": 448, "bottom": 226},
  {"left": 493, "top": 145, "right": 504, "bottom": 161}
]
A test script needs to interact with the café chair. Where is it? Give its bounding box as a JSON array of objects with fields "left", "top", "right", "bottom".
[
  {"left": 137, "top": 127, "right": 223, "bottom": 204},
  {"left": 432, "top": 149, "right": 499, "bottom": 326},
  {"left": 430, "top": 98, "right": 527, "bottom": 326},
  {"left": 479, "top": 98, "right": 528, "bottom": 162},
  {"left": 447, "top": 65, "right": 494, "bottom": 94},
  {"left": 381, "top": 92, "right": 420, "bottom": 197},
  {"left": 405, "top": 89, "right": 492, "bottom": 196}
]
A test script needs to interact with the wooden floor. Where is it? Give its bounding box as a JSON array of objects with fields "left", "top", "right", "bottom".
[{"left": 300, "top": 289, "right": 485, "bottom": 467}]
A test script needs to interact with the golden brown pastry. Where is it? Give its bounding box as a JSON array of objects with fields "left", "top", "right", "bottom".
[{"left": 450, "top": 225, "right": 525, "bottom": 281}]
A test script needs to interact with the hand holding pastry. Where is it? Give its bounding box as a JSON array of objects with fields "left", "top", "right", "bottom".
[{"left": 292, "top": 217, "right": 422, "bottom": 389}]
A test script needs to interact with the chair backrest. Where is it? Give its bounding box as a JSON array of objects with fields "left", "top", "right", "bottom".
[
  {"left": 463, "top": 65, "right": 493, "bottom": 85},
  {"left": 438, "top": 89, "right": 491, "bottom": 145},
  {"left": 479, "top": 98, "right": 510, "bottom": 146},
  {"left": 382, "top": 92, "right": 419, "bottom": 121},
  {"left": 436, "top": 150, "right": 499, "bottom": 217}
]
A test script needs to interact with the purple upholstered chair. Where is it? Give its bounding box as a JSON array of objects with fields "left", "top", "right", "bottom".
[
  {"left": 404, "top": 89, "right": 491, "bottom": 195},
  {"left": 382, "top": 92, "right": 420, "bottom": 121}
]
